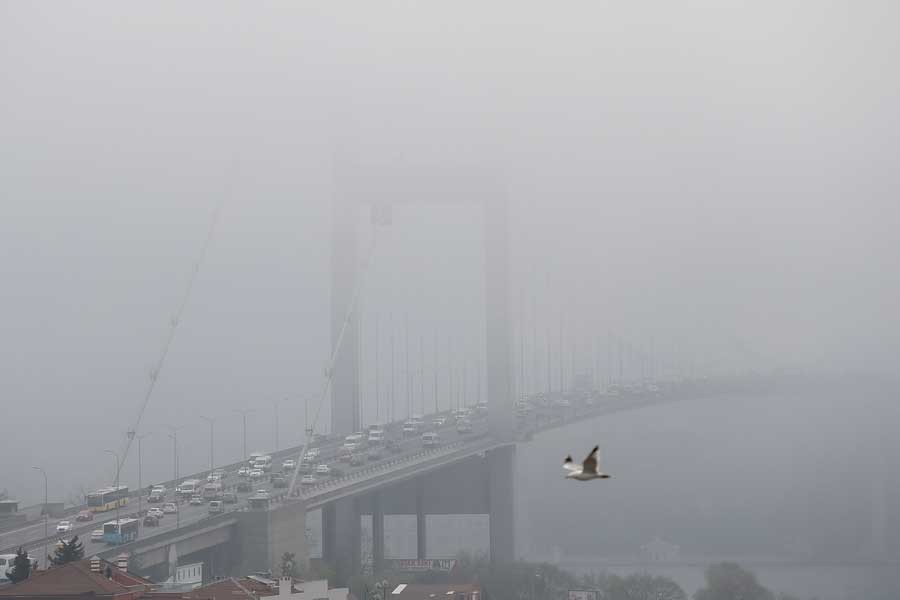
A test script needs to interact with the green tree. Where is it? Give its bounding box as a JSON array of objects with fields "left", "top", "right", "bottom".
[
  {"left": 618, "top": 573, "right": 686, "bottom": 600},
  {"left": 280, "top": 552, "right": 298, "bottom": 578},
  {"left": 49, "top": 536, "right": 84, "bottom": 567},
  {"left": 694, "top": 562, "right": 774, "bottom": 600},
  {"left": 5, "top": 548, "right": 32, "bottom": 583}
]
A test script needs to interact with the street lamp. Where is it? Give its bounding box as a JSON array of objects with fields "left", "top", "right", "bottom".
[
  {"left": 234, "top": 409, "right": 253, "bottom": 461},
  {"left": 104, "top": 449, "right": 121, "bottom": 541},
  {"left": 135, "top": 432, "right": 151, "bottom": 518},
  {"left": 200, "top": 415, "right": 215, "bottom": 473},
  {"left": 30, "top": 466, "right": 47, "bottom": 569},
  {"left": 165, "top": 425, "right": 183, "bottom": 528}
]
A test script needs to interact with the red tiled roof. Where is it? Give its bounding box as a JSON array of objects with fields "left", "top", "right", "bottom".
[{"left": 0, "top": 559, "right": 153, "bottom": 599}]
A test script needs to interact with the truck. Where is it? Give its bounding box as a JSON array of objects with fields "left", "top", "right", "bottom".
[
  {"left": 202, "top": 482, "right": 223, "bottom": 499},
  {"left": 252, "top": 455, "right": 273, "bottom": 472},
  {"left": 177, "top": 479, "right": 201, "bottom": 498}
]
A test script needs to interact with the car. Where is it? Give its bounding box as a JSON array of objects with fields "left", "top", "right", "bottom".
[
  {"left": 208, "top": 500, "right": 224, "bottom": 515},
  {"left": 299, "top": 461, "right": 313, "bottom": 474},
  {"left": 301, "top": 474, "right": 316, "bottom": 486},
  {"left": 422, "top": 432, "right": 440, "bottom": 447},
  {"left": 56, "top": 521, "right": 73, "bottom": 534},
  {"left": 238, "top": 466, "right": 250, "bottom": 477},
  {"left": 402, "top": 421, "right": 418, "bottom": 436},
  {"left": 304, "top": 448, "right": 320, "bottom": 461},
  {"left": 148, "top": 490, "right": 164, "bottom": 503},
  {"left": 207, "top": 472, "right": 221, "bottom": 483},
  {"left": 349, "top": 453, "right": 365, "bottom": 466},
  {"left": 249, "top": 469, "right": 264, "bottom": 480},
  {"left": 368, "top": 446, "right": 384, "bottom": 461},
  {"left": 315, "top": 464, "right": 331, "bottom": 476},
  {"left": 142, "top": 515, "right": 159, "bottom": 527},
  {"left": 162, "top": 503, "right": 178, "bottom": 514},
  {"left": 342, "top": 441, "right": 359, "bottom": 453},
  {"left": 75, "top": 510, "right": 94, "bottom": 522},
  {"left": 282, "top": 459, "right": 296, "bottom": 471},
  {"left": 189, "top": 495, "right": 203, "bottom": 506},
  {"left": 272, "top": 474, "right": 287, "bottom": 489},
  {"left": 147, "top": 507, "right": 164, "bottom": 519},
  {"left": 222, "top": 492, "right": 238, "bottom": 504},
  {"left": 236, "top": 481, "right": 251, "bottom": 493},
  {"left": 338, "top": 447, "right": 352, "bottom": 463},
  {"left": 151, "top": 485, "right": 167, "bottom": 495},
  {"left": 386, "top": 440, "right": 402, "bottom": 454},
  {"left": 432, "top": 417, "right": 446, "bottom": 427},
  {"left": 90, "top": 528, "right": 104, "bottom": 541},
  {"left": 255, "top": 489, "right": 269, "bottom": 498},
  {"left": 456, "top": 419, "right": 473, "bottom": 434}
]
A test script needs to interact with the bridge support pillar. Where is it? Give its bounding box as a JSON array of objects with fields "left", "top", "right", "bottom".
[
  {"left": 372, "top": 491, "right": 385, "bottom": 573},
  {"left": 487, "top": 444, "right": 516, "bottom": 564},
  {"left": 235, "top": 499, "right": 308, "bottom": 577},
  {"left": 323, "top": 497, "right": 361, "bottom": 586},
  {"left": 416, "top": 478, "right": 427, "bottom": 559}
]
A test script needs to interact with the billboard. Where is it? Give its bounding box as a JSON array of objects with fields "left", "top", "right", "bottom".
[
  {"left": 389, "top": 559, "right": 457, "bottom": 573},
  {"left": 568, "top": 591, "right": 598, "bottom": 600}
]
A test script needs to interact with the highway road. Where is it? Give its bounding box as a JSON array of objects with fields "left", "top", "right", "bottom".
[
  {"left": 2, "top": 380, "right": 694, "bottom": 566},
  {"left": 1, "top": 405, "right": 493, "bottom": 563}
]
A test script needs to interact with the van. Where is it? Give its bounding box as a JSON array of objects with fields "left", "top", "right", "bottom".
[
  {"left": 208, "top": 500, "right": 224, "bottom": 515},
  {"left": 252, "top": 455, "right": 273, "bottom": 472}
]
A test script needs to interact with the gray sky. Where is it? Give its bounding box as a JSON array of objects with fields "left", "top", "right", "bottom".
[{"left": 2, "top": 0, "right": 899, "bottom": 556}]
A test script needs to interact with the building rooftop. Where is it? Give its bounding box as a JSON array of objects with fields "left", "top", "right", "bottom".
[
  {"left": 0, "top": 557, "right": 154, "bottom": 599},
  {"left": 390, "top": 583, "right": 480, "bottom": 600}
]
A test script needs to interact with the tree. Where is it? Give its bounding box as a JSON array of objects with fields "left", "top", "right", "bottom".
[
  {"left": 618, "top": 573, "right": 686, "bottom": 600},
  {"left": 280, "top": 552, "right": 298, "bottom": 578},
  {"left": 694, "top": 562, "right": 774, "bottom": 600},
  {"left": 5, "top": 548, "right": 32, "bottom": 583},
  {"left": 49, "top": 536, "right": 84, "bottom": 567}
]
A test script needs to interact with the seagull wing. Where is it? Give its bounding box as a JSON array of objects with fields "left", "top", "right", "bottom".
[
  {"left": 581, "top": 446, "right": 599, "bottom": 474},
  {"left": 563, "top": 455, "right": 579, "bottom": 472}
]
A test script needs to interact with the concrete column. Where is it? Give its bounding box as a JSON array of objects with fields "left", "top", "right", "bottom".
[
  {"left": 372, "top": 491, "right": 385, "bottom": 573},
  {"left": 416, "top": 478, "right": 426, "bottom": 559},
  {"left": 484, "top": 197, "right": 514, "bottom": 442},
  {"left": 236, "top": 500, "right": 308, "bottom": 576},
  {"left": 487, "top": 444, "right": 516, "bottom": 564},
  {"left": 323, "top": 497, "right": 361, "bottom": 586},
  {"left": 321, "top": 503, "right": 336, "bottom": 565},
  {"left": 331, "top": 192, "right": 360, "bottom": 436}
]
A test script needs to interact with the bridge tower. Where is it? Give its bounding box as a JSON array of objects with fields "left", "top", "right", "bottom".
[
  {"left": 326, "top": 167, "right": 517, "bottom": 579},
  {"left": 330, "top": 167, "right": 515, "bottom": 441}
]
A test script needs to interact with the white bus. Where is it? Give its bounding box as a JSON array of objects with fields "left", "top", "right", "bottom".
[{"left": 0, "top": 554, "right": 37, "bottom": 582}]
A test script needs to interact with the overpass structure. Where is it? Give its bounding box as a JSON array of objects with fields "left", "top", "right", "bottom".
[{"left": 81, "top": 378, "right": 737, "bottom": 584}]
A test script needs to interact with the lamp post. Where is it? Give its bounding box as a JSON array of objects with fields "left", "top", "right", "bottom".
[
  {"left": 165, "top": 425, "right": 183, "bottom": 528},
  {"left": 200, "top": 415, "right": 215, "bottom": 473},
  {"left": 234, "top": 409, "right": 253, "bottom": 461},
  {"left": 104, "top": 449, "right": 121, "bottom": 540},
  {"left": 136, "top": 433, "right": 151, "bottom": 518},
  {"left": 30, "top": 466, "right": 47, "bottom": 569}
]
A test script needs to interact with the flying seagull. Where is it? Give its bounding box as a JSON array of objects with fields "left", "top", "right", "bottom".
[{"left": 563, "top": 445, "right": 611, "bottom": 481}]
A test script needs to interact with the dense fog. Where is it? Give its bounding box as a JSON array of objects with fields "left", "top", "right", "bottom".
[{"left": 2, "top": 3, "right": 899, "bottom": 597}]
